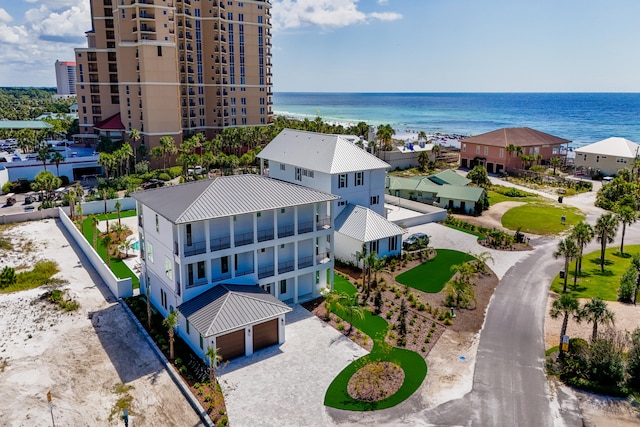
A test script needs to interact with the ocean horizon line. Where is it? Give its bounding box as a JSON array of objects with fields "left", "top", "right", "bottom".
[{"left": 274, "top": 91, "right": 640, "bottom": 95}]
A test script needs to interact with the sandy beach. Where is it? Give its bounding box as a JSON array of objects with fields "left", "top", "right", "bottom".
[{"left": 0, "top": 219, "right": 202, "bottom": 426}]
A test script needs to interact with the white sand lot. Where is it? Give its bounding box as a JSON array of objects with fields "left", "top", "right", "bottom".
[{"left": 0, "top": 219, "right": 202, "bottom": 426}]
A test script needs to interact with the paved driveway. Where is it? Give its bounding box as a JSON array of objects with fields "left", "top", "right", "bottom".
[{"left": 218, "top": 305, "right": 368, "bottom": 427}]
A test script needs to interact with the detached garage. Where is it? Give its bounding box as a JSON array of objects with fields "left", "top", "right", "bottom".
[{"left": 178, "top": 284, "right": 292, "bottom": 361}]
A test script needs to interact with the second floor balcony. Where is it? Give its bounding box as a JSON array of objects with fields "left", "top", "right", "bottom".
[{"left": 183, "top": 240, "right": 206, "bottom": 257}]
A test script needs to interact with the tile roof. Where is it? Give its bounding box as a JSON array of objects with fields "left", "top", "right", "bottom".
[
  {"left": 131, "top": 174, "right": 339, "bottom": 224},
  {"left": 178, "top": 284, "right": 292, "bottom": 337},
  {"left": 93, "top": 113, "right": 125, "bottom": 131},
  {"left": 462, "top": 127, "right": 570, "bottom": 148},
  {"left": 334, "top": 204, "right": 404, "bottom": 242},
  {"left": 574, "top": 137, "right": 640, "bottom": 157},
  {"left": 258, "top": 128, "right": 390, "bottom": 174}
]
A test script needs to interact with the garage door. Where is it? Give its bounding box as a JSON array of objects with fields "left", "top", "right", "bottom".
[
  {"left": 252, "top": 318, "right": 278, "bottom": 352},
  {"left": 217, "top": 329, "right": 245, "bottom": 361}
]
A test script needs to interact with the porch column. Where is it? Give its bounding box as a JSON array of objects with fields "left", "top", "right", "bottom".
[{"left": 294, "top": 276, "right": 299, "bottom": 304}]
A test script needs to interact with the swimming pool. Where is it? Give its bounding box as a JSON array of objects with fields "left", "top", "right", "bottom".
[{"left": 131, "top": 240, "right": 140, "bottom": 250}]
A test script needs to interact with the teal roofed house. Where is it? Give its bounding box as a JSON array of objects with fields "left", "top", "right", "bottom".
[
  {"left": 387, "top": 170, "right": 486, "bottom": 215},
  {"left": 0, "top": 120, "right": 53, "bottom": 130}
]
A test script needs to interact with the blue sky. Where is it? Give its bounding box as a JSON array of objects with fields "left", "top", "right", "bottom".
[{"left": 0, "top": 0, "right": 639, "bottom": 92}]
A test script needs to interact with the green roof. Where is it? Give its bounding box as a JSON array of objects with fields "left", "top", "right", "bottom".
[
  {"left": 428, "top": 169, "right": 470, "bottom": 186},
  {"left": 436, "top": 185, "right": 485, "bottom": 202},
  {"left": 0, "top": 120, "right": 53, "bottom": 130}
]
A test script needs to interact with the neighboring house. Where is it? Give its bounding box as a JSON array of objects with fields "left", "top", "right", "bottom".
[
  {"left": 574, "top": 137, "right": 640, "bottom": 176},
  {"left": 257, "top": 129, "right": 404, "bottom": 265},
  {"left": 460, "top": 127, "right": 570, "bottom": 173},
  {"left": 387, "top": 170, "right": 486, "bottom": 215},
  {"left": 131, "top": 174, "right": 338, "bottom": 359},
  {"left": 377, "top": 141, "right": 434, "bottom": 170}
]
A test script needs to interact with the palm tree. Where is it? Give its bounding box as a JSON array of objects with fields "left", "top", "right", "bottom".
[
  {"left": 473, "top": 251, "right": 494, "bottom": 275},
  {"left": 115, "top": 200, "right": 122, "bottom": 227},
  {"left": 36, "top": 144, "right": 50, "bottom": 171},
  {"left": 432, "top": 143, "right": 441, "bottom": 161},
  {"left": 101, "top": 234, "right": 113, "bottom": 268},
  {"left": 549, "top": 294, "right": 581, "bottom": 359},
  {"left": 129, "top": 128, "right": 141, "bottom": 163},
  {"left": 50, "top": 152, "right": 64, "bottom": 176},
  {"left": 163, "top": 310, "right": 180, "bottom": 360},
  {"left": 616, "top": 205, "right": 636, "bottom": 254},
  {"left": 446, "top": 262, "right": 477, "bottom": 308},
  {"left": 594, "top": 213, "right": 619, "bottom": 272},
  {"left": 120, "top": 142, "right": 134, "bottom": 176},
  {"left": 581, "top": 298, "right": 615, "bottom": 342},
  {"left": 90, "top": 215, "right": 99, "bottom": 249},
  {"left": 571, "top": 221, "right": 594, "bottom": 274},
  {"left": 631, "top": 254, "right": 640, "bottom": 305},
  {"left": 336, "top": 292, "right": 364, "bottom": 335},
  {"left": 550, "top": 157, "right": 562, "bottom": 175},
  {"left": 553, "top": 237, "right": 578, "bottom": 292},
  {"left": 158, "top": 136, "right": 177, "bottom": 170},
  {"left": 204, "top": 346, "right": 223, "bottom": 384},
  {"left": 375, "top": 124, "right": 395, "bottom": 152},
  {"left": 417, "top": 150, "right": 429, "bottom": 171}
]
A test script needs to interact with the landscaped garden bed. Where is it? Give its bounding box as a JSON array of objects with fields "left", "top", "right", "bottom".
[{"left": 303, "top": 248, "right": 500, "bottom": 410}]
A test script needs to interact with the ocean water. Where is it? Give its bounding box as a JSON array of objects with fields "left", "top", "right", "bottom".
[{"left": 273, "top": 92, "right": 640, "bottom": 148}]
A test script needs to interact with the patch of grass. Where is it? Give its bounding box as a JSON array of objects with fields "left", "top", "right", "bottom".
[
  {"left": 0, "top": 260, "right": 60, "bottom": 293},
  {"left": 0, "top": 237, "right": 12, "bottom": 251},
  {"left": 325, "top": 279, "right": 427, "bottom": 411},
  {"left": 501, "top": 203, "right": 584, "bottom": 235},
  {"left": 550, "top": 245, "right": 640, "bottom": 301},
  {"left": 545, "top": 346, "right": 559, "bottom": 357},
  {"left": 444, "top": 224, "right": 485, "bottom": 240},
  {"left": 488, "top": 187, "right": 540, "bottom": 205},
  {"left": 108, "top": 383, "right": 134, "bottom": 422},
  {"left": 82, "top": 210, "right": 139, "bottom": 289},
  {"left": 396, "top": 249, "right": 475, "bottom": 293},
  {"left": 40, "top": 288, "right": 80, "bottom": 311}
]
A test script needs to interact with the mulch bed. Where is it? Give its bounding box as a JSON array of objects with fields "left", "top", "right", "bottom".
[{"left": 347, "top": 362, "right": 404, "bottom": 402}]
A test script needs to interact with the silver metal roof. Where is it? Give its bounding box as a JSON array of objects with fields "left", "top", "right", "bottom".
[
  {"left": 177, "top": 284, "right": 292, "bottom": 337},
  {"left": 258, "top": 128, "right": 391, "bottom": 174},
  {"left": 131, "top": 174, "right": 339, "bottom": 224},
  {"left": 334, "top": 204, "right": 405, "bottom": 242}
]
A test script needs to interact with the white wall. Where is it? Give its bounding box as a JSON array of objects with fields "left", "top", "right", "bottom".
[{"left": 6, "top": 156, "right": 100, "bottom": 182}]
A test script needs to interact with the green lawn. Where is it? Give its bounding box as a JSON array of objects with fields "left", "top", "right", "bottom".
[
  {"left": 81, "top": 210, "right": 139, "bottom": 289},
  {"left": 501, "top": 203, "right": 584, "bottom": 235},
  {"left": 550, "top": 245, "right": 640, "bottom": 301},
  {"left": 395, "top": 249, "right": 475, "bottom": 293},
  {"left": 325, "top": 277, "right": 427, "bottom": 411},
  {"left": 487, "top": 190, "right": 540, "bottom": 205},
  {"left": 444, "top": 224, "right": 486, "bottom": 240}
]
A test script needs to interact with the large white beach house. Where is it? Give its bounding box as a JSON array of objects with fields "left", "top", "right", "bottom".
[
  {"left": 132, "top": 175, "right": 338, "bottom": 360},
  {"left": 258, "top": 129, "right": 405, "bottom": 265}
]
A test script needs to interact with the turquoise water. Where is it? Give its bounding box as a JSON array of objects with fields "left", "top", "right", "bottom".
[
  {"left": 273, "top": 92, "right": 640, "bottom": 148},
  {"left": 131, "top": 240, "right": 140, "bottom": 250}
]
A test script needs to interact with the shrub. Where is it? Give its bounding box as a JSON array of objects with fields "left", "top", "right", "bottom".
[
  {"left": 168, "top": 166, "right": 182, "bottom": 178},
  {"left": 158, "top": 172, "right": 172, "bottom": 181},
  {"left": 618, "top": 266, "right": 637, "bottom": 303}
]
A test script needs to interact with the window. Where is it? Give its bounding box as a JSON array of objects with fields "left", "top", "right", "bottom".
[
  {"left": 484, "top": 146, "right": 488, "bottom": 155},
  {"left": 279, "top": 163, "right": 285, "bottom": 171},
  {"left": 370, "top": 240, "right": 379, "bottom": 254},
  {"left": 157, "top": 46, "right": 162, "bottom": 56},
  {"left": 186, "top": 319, "right": 190, "bottom": 335},
  {"left": 280, "top": 279, "right": 286, "bottom": 295},
  {"left": 199, "top": 334, "right": 203, "bottom": 349},
  {"left": 338, "top": 174, "right": 348, "bottom": 188},
  {"left": 147, "top": 242, "right": 154, "bottom": 263},
  {"left": 295, "top": 167, "right": 301, "bottom": 181},
  {"left": 476, "top": 146, "right": 480, "bottom": 154},
  {"left": 370, "top": 195, "right": 379, "bottom": 205},
  {"left": 186, "top": 224, "right": 192, "bottom": 246},
  {"left": 355, "top": 172, "right": 364, "bottom": 186},
  {"left": 389, "top": 236, "right": 397, "bottom": 251},
  {"left": 165, "top": 257, "right": 173, "bottom": 280},
  {"left": 160, "top": 288, "right": 167, "bottom": 309},
  {"left": 155, "top": 214, "right": 159, "bottom": 232},
  {"left": 462, "top": 143, "right": 466, "bottom": 152},
  {"left": 197, "top": 261, "right": 206, "bottom": 280},
  {"left": 221, "top": 256, "right": 229, "bottom": 274},
  {"left": 499, "top": 148, "right": 504, "bottom": 158}
]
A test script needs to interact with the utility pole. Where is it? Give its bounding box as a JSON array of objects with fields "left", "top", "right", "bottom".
[{"left": 47, "top": 391, "right": 55, "bottom": 427}]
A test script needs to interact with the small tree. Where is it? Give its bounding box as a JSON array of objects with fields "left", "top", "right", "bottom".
[
  {"left": 204, "top": 346, "right": 223, "bottom": 384},
  {"left": 594, "top": 213, "right": 619, "bottom": 273},
  {"left": 581, "top": 298, "right": 615, "bottom": 343},
  {"left": 466, "top": 165, "right": 491, "bottom": 188},
  {"left": 336, "top": 292, "right": 364, "bottom": 335},
  {"left": 115, "top": 200, "right": 122, "bottom": 227},
  {"left": 0, "top": 266, "right": 17, "bottom": 289},
  {"left": 90, "top": 215, "right": 99, "bottom": 250},
  {"left": 553, "top": 237, "right": 578, "bottom": 293},
  {"left": 627, "top": 327, "right": 640, "bottom": 389},
  {"left": 616, "top": 204, "right": 636, "bottom": 254},
  {"left": 549, "top": 294, "right": 581, "bottom": 359},
  {"left": 101, "top": 234, "right": 113, "bottom": 268},
  {"left": 445, "top": 263, "right": 476, "bottom": 308},
  {"left": 373, "top": 289, "right": 383, "bottom": 315},
  {"left": 571, "top": 221, "right": 594, "bottom": 275},
  {"left": 163, "top": 310, "right": 180, "bottom": 361},
  {"left": 397, "top": 298, "right": 408, "bottom": 344},
  {"left": 550, "top": 157, "right": 562, "bottom": 175}
]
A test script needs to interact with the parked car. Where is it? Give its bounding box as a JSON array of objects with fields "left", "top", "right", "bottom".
[
  {"left": 24, "top": 195, "right": 34, "bottom": 204},
  {"left": 141, "top": 179, "right": 165, "bottom": 190},
  {"left": 403, "top": 233, "right": 429, "bottom": 250}
]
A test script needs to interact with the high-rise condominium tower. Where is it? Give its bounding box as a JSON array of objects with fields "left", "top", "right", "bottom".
[
  {"left": 74, "top": 0, "right": 273, "bottom": 150},
  {"left": 55, "top": 60, "right": 77, "bottom": 95}
]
